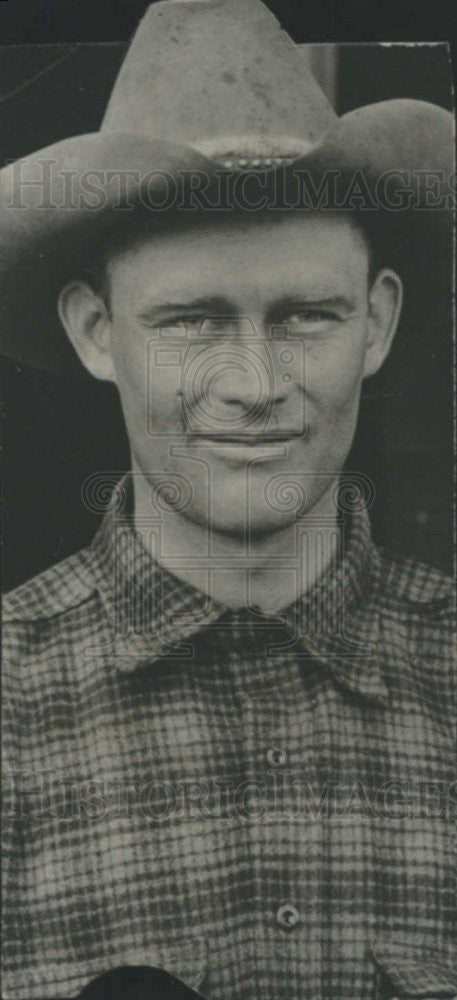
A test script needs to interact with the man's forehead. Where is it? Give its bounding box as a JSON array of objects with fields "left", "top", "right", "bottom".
[{"left": 105, "top": 208, "right": 370, "bottom": 292}]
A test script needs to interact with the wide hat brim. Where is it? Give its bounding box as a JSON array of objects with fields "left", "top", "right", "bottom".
[{"left": 0, "top": 97, "right": 453, "bottom": 376}]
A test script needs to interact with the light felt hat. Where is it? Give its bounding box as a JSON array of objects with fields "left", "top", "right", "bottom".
[{"left": 0, "top": 0, "right": 453, "bottom": 375}]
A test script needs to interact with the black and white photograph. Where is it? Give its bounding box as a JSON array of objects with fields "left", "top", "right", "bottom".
[{"left": 1, "top": 1, "right": 456, "bottom": 998}]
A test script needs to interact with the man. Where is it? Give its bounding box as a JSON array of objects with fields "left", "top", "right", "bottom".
[{"left": 1, "top": 1, "right": 455, "bottom": 999}]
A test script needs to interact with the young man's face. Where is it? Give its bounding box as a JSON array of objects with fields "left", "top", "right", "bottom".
[{"left": 61, "top": 212, "right": 401, "bottom": 536}]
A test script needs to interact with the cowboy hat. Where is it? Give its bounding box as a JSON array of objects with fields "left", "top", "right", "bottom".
[{"left": 0, "top": 0, "right": 453, "bottom": 375}]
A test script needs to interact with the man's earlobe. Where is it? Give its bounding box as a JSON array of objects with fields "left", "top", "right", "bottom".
[
  {"left": 57, "top": 281, "right": 116, "bottom": 382},
  {"left": 363, "top": 268, "right": 403, "bottom": 379}
]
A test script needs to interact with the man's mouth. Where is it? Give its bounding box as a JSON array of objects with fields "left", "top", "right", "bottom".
[
  {"left": 189, "top": 431, "right": 304, "bottom": 444},
  {"left": 186, "top": 431, "right": 305, "bottom": 462}
]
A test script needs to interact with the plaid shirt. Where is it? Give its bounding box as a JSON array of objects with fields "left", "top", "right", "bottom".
[{"left": 2, "top": 479, "right": 456, "bottom": 1000}]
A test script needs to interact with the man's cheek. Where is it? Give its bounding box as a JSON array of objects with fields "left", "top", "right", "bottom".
[
  {"left": 116, "top": 371, "right": 146, "bottom": 435},
  {"left": 112, "top": 338, "right": 147, "bottom": 402},
  {"left": 311, "top": 362, "right": 362, "bottom": 416},
  {"left": 306, "top": 335, "right": 364, "bottom": 385},
  {"left": 146, "top": 374, "right": 183, "bottom": 433}
]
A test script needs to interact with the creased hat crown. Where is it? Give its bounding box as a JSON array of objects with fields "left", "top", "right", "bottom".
[{"left": 102, "top": 0, "right": 337, "bottom": 167}]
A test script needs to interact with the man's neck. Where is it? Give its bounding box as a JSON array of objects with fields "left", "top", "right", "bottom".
[{"left": 131, "top": 466, "right": 340, "bottom": 612}]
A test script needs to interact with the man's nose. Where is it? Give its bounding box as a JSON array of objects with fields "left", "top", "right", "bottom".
[
  {"left": 222, "top": 343, "right": 290, "bottom": 402},
  {"left": 181, "top": 327, "right": 299, "bottom": 434},
  {"left": 186, "top": 339, "right": 290, "bottom": 416}
]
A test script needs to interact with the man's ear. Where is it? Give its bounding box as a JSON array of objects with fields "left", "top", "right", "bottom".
[
  {"left": 58, "top": 281, "right": 116, "bottom": 382},
  {"left": 363, "top": 268, "right": 403, "bottom": 379}
]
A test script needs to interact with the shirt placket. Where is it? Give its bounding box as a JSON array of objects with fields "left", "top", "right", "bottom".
[{"left": 224, "top": 619, "right": 325, "bottom": 1000}]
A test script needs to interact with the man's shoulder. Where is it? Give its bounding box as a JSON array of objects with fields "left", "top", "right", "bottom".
[
  {"left": 374, "top": 546, "right": 455, "bottom": 689},
  {"left": 2, "top": 546, "right": 97, "bottom": 626},
  {"left": 376, "top": 544, "right": 454, "bottom": 618}
]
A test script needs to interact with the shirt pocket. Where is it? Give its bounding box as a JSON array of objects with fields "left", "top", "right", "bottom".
[
  {"left": 371, "top": 936, "right": 457, "bottom": 999},
  {"left": 3, "top": 937, "right": 207, "bottom": 1000}
]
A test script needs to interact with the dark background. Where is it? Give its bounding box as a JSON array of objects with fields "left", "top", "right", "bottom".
[
  {"left": 1, "top": 0, "right": 456, "bottom": 46},
  {"left": 0, "top": 0, "right": 455, "bottom": 590}
]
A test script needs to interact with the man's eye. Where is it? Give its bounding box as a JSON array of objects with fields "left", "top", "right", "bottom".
[
  {"left": 160, "top": 317, "right": 202, "bottom": 336},
  {"left": 200, "top": 317, "right": 235, "bottom": 335},
  {"left": 159, "top": 316, "right": 230, "bottom": 337},
  {"left": 285, "top": 310, "right": 336, "bottom": 326}
]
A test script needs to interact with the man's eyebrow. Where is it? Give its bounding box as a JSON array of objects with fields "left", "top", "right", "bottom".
[
  {"left": 135, "top": 296, "right": 233, "bottom": 320},
  {"left": 267, "top": 295, "right": 357, "bottom": 319}
]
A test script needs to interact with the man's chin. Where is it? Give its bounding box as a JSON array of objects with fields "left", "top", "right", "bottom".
[{"left": 189, "top": 505, "right": 299, "bottom": 538}]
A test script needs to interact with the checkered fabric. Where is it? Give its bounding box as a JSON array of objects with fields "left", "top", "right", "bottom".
[{"left": 2, "top": 477, "right": 457, "bottom": 1000}]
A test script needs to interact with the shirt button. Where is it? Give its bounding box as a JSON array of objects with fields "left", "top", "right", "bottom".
[
  {"left": 276, "top": 903, "right": 300, "bottom": 930},
  {"left": 266, "top": 746, "right": 288, "bottom": 768}
]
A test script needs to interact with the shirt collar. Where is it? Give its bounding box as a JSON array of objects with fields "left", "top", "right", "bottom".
[
  {"left": 288, "top": 508, "right": 390, "bottom": 704},
  {"left": 89, "top": 477, "right": 228, "bottom": 668},
  {"left": 89, "top": 475, "right": 391, "bottom": 705}
]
